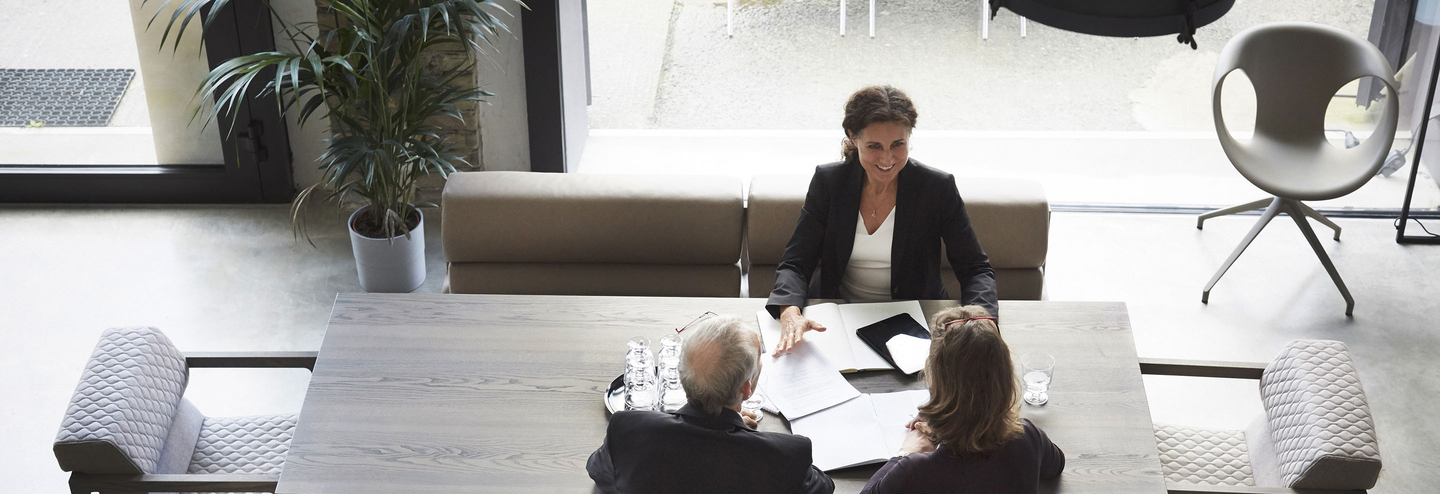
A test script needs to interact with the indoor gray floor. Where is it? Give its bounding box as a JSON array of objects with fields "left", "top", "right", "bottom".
[{"left": 2, "top": 206, "right": 1436, "bottom": 492}]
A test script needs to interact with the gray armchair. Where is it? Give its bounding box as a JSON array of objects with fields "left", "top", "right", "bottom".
[
  {"left": 1141, "top": 340, "right": 1382, "bottom": 494},
  {"left": 53, "top": 326, "right": 316, "bottom": 494}
]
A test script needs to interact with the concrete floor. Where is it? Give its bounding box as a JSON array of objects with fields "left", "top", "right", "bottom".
[{"left": 2, "top": 206, "right": 1437, "bottom": 492}]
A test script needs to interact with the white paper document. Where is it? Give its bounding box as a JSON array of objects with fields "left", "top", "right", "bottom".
[
  {"left": 756, "top": 300, "right": 928, "bottom": 373},
  {"left": 885, "top": 334, "right": 931, "bottom": 375},
  {"left": 757, "top": 340, "right": 861, "bottom": 419},
  {"left": 788, "top": 389, "right": 932, "bottom": 471}
]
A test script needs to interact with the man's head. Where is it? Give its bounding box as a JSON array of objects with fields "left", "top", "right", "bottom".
[{"left": 679, "top": 315, "right": 762, "bottom": 415}]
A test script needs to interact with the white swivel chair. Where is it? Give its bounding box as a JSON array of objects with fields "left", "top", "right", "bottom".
[
  {"left": 1199, "top": 22, "right": 1399, "bottom": 316},
  {"left": 53, "top": 327, "right": 315, "bottom": 494},
  {"left": 1140, "top": 340, "right": 1383, "bottom": 493}
]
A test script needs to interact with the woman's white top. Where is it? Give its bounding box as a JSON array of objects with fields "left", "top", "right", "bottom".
[{"left": 840, "top": 208, "right": 895, "bottom": 302}]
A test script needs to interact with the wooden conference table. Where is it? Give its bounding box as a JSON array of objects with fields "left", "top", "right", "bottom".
[{"left": 276, "top": 294, "right": 1164, "bottom": 494}]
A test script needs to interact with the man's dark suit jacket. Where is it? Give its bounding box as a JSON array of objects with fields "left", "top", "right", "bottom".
[
  {"left": 766, "top": 158, "right": 999, "bottom": 319},
  {"left": 860, "top": 419, "right": 1065, "bottom": 494},
  {"left": 587, "top": 404, "right": 834, "bottom": 494}
]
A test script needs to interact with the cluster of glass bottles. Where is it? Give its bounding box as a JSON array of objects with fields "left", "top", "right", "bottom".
[{"left": 624, "top": 335, "right": 686, "bottom": 412}]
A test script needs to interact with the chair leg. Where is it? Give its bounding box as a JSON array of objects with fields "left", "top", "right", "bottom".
[
  {"left": 1283, "top": 200, "right": 1355, "bottom": 316},
  {"left": 728, "top": 0, "right": 734, "bottom": 36},
  {"left": 840, "top": 0, "right": 846, "bottom": 35},
  {"left": 1293, "top": 201, "right": 1342, "bottom": 240},
  {"left": 1203, "top": 197, "right": 1283, "bottom": 304},
  {"left": 982, "top": 0, "right": 989, "bottom": 40},
  {"left": 1197, "top": 197, "right": 1274, "bottom": 229},
  {"left": 869, "top": 0, "right": 875, "bottom": 37}
]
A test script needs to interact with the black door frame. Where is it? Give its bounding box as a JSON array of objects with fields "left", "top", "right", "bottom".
[
  {"left": 523, "top": 0, "right": 589, "bottom": 173},
  {"left": 0, "top": 0, "right": 294, "bottom": 203}
]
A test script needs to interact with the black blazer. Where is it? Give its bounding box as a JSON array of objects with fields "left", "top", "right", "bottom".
[
  {"left": 860, "top": 419, "right": 1065, "bottom": 494},
  {"left": 587, "top": 405, "right": 834, "bottom": 494},
  {"left": 766, "top": 158, "right": 999, "bottom": 319}
]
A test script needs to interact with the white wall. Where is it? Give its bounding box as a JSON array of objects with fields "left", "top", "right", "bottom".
[
  {"left": 128, "top": 0, "right": 224, "bottom": 165},
  {"left": 268, "top": 0, "right": 333, "bottom": 188},
  {"left": 477, "top": 7, "right": 531, "bottom": 171}
]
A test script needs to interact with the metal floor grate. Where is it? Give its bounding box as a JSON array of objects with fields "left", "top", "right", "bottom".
[{"left": 0, "top": 69, "right": 135, "bottom": 127}]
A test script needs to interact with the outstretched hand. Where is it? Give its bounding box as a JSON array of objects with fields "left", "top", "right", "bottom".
[{"left": 775, "top": 306, "right": 826, "bottom": 355}]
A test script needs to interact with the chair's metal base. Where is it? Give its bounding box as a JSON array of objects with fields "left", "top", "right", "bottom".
[
  {"left": 1197, "top": 197, "right": 1342, "bottom": 240},
  {"left": 1200, "top": 197, "right": 1355, "bottom": 316}
]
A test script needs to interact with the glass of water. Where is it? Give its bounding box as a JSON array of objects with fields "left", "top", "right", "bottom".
[
  {"left": 1021, "top": 352, "right": 1055, "bottom": 406},
  {"left": 741, "top": 392, "right": 765, "bottom": 424}
]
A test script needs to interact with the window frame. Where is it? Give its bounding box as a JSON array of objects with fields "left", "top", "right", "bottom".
[{"left": 0, "top": 0, "right": 294, "bottom": 204}]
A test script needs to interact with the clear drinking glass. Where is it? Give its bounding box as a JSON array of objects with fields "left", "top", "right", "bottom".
[
  {"left": 625, "top": 363, "right": 658, "bottom": 411},
  {"left": 656, "top": 335, "right": 686, "bottom": 412},
  {"left": 658, "top": 367, "right": 686, "bottom": 412},
  {"left": 624, "top": 336, "right": 657, "bottom": 411},
  {"left": 1021, "top": 352, "right": 1055, "bottom": 406},
  {"left": 741, "top": 392, "right": 765, "bottom": 424}
]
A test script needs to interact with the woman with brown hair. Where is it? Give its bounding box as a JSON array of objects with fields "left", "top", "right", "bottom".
[
  {"left": 860, "top": 305, "right": 1064, "bottom": 493},
  {"left": 766, "top": 86, "right": 998, "bottom": 354}
]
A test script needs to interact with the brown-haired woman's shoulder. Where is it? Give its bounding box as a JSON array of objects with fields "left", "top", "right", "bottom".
[{"left": 1021, "top": 418, "right": 1066, "bottom": 480}]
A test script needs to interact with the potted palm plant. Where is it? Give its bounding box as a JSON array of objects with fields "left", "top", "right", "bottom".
[{"left": 152, "top": 0, "right": 521, "bottom": 292}]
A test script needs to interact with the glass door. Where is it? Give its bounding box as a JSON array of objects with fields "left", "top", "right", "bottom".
[{"left": 0, "top": 0, "right": 293, "bottom": 203}]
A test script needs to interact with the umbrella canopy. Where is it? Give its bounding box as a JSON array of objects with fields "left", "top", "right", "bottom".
[{"left": 990, "top": 0, "right": 1236, "bottom": 49}]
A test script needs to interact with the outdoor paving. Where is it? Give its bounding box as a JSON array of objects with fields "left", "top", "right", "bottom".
[
  {"left": 588, "top": 0, "right": 1373, "bottom": 130},
  {"left": 583, "top": 0, "right": 1440, "bottom": 211}
]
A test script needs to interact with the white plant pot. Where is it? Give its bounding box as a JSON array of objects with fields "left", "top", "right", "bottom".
[{"left": 349, "top": 206, "right": 426, "bottom": 293}]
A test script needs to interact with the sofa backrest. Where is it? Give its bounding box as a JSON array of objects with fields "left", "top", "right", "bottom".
[
  {"left": 442, "top": 172, "right": 745, "bottom": 297},
  {"left": 1260, "top": 339, "right": 1381, "bottom": 490},
  {"left": 746, "top": 174, "right": 1049, "bottom": 299},
  {"left": 54, "top": 327, "right": 190, "bottom": 475}
]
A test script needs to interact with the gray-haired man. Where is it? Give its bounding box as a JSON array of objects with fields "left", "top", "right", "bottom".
[{"left": 586, "top": 315, "right": 834, "bottom": 494}]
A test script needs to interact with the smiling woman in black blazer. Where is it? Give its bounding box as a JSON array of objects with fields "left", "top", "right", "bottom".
[{"left": 767, "top": 86, "right": 998, "bottom": 353}]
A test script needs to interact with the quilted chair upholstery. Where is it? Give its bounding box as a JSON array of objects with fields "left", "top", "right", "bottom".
[
  {"left": 188, "top": 415, "right": 297, "bottom": 475},
  {"left": 54, "top": 327, "right": 189, "bottom": 475},
  {"left": 54, "top": 327, "right": 299, "bottom": 493},
  {"left": 1155, "top": 424, "right": 1254, "bottom": 486},
  {"left": 1260, "top": 340, "right": 1381, "bottom": 490},
  {"left": 1154, "top": 339, "right": 1381, "bottom": 491}
]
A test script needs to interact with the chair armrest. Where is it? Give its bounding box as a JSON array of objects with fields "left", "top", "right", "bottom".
[
  {"left": 69, "top": 473, "right": 278, "bottom": 493},
  {"left": 1139, "top": 358, "right": 1267, "bottom": 380},
  {"left": 1168, "top": 484, "right": 1364, "bottom": 494},
  {"left": 185, "top": 351, "right": 317, "bottom": 371}
]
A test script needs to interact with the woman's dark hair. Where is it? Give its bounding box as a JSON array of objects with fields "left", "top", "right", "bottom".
[
  {"left": 919, "top": 305, "right": 1024, "bottom": 456},
  {"left": 840, "top": 85, "right": 919, "bottom": 160}
]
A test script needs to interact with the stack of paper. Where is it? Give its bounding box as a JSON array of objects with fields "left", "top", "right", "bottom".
[{"left": 756, "top": 340, "right": 859, "bottom": 418}]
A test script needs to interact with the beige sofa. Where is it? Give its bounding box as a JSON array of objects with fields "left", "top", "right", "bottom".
[
  {"left": 442, "top": 171, "right": 1048, "bottom": 300},
  {"left": 746, "top": 174, "right": 1049, "bottom": 300},
  {"left": 442, "top": 172, "right": 745, "bottom": 297}
]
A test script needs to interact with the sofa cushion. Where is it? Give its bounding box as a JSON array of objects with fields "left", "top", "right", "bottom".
[
  {"left": 748, "top": 265, "right": 1042, "bottom": 301},
  {"left": 746, "top": 174, "right": 1048, "bottom": 269},
  {"left": 449, "top": 262, "right": 741, "bottom": 298},
  {"left": 54, "top": 327, "right": 190, "bottom": 475},
  {"left": 1260, "top": 339, "right": 1381, "bottom": 490},
  {"left": 443, "top": 172, "right": 744, "bottom": 265}
]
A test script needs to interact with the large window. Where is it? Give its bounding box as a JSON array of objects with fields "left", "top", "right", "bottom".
[
  {"left": 0, "top": 0, "right": 293, "bottom": 203},
  {"left": 582, "top": 0, "right": 1440, "bottom": 213}
]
